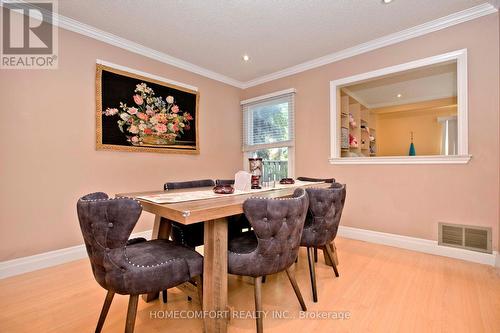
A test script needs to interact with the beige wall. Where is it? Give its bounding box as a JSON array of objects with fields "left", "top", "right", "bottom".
[
  {"left": 376, "top": 107, "right": 457, "bottom": 156},
  {"left": 1, "top": 13, "right": 498, "bottom": 262},
  {"left": 243, "top": 14, "right": 500, "bottom": 250},
  {"left": 0, "top": 28, "right": 242, "bottom": 260}
]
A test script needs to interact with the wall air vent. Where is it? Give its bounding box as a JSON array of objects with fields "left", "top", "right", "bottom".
[{"left": 438, "top": 223, "right": 492, "bottom": 253}]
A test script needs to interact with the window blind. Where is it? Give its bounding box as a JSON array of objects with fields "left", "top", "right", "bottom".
[{"left": 241, "top": 91, "right": 295, "bottom": 152}]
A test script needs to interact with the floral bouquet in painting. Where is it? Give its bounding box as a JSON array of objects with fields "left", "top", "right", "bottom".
[{"left": 103, "top": 83, "right": 193, "bottom": 146}]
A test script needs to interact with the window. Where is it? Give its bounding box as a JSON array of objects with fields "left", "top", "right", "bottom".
[
  {"left": 329, "top": 49, "right": 470, "bottom": 164},
  {"left": 439, "top": 116, "right": 458, "bottom": 155},
  {"left": 241, "top": 89, "right": 295, "bottom": 180}
]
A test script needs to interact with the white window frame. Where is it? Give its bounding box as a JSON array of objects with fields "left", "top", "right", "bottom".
[
  {"left": 329, "top": 49, "right": 471, "bottom": 165},
  {"left": 241, "top": 88, "right": 296, "bottom": 177}
]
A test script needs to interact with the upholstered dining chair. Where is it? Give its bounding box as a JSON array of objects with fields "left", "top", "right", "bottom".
[
  {"left": 300, "top": 183, "right": 346, "bottom": 302},
  {"left": 215, "top": 179, "right": 235, "bottom": 186},
  {"left": 161, "top": 179, "right": 214, "bottom": 302},
  {"left": 296, "top": 176, "right": 336, "bottom": 262},
  {"left": 228, "top": 188, "right": 309, "bottom": 333},
  {"left": 164, "top": 179, "right": 215, "bottom": 250},
  {"left": 215, "top": 179, "right": 253, "bottom": 238},
  {"left": 77, "top": 192, "right": 203, "bottom": 333},
  {"left": 296, "top": 176, "right": 335, "bottom": 183}
]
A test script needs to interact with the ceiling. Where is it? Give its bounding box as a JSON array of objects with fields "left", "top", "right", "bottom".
[
  {"left": 56, "top": 0, "right": 493, "bottom": 83},
  {"left": 343, "top": 62, "right": 457, "bottom": 109}
]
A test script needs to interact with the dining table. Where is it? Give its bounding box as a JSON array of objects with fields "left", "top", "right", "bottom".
[{"left": 117, "top": 181, "right": 336, "bottom": 333}]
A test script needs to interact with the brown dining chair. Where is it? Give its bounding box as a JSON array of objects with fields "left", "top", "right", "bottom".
[
  {"left": 165, "top": 179, "right": 214, "bottom": 249},
  {"left": 77, "top": 192, "right": 203, "bottom": 333},
  {"left": 160, "top": 179, "right": 214, "bottom": 302},
  {"left": 300, "top": 183, "right": 346, "bottom": 302},
  {"left": 215, "top": 179, "right": 253, "bottom": 238},
  {"left": 228, "top": 188, "right": 309, "bottom": 333},
  {"left": 296, "top": 176, "right": 336, "bottom": 262},
  {"left": 296, "top": 176, "right": 335, "bottom": 183}
]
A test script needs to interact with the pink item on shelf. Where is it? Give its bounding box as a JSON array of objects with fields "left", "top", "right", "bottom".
[
  {"left": 349, "top": 134, "right": 358, "bottom": 147},
  {"left": 349, "top": 113, "right": 357, "bottom": 128}
]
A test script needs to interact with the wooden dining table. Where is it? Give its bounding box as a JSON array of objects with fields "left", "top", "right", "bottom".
[{"left": 117, "top": 181, "right": 334, "bottom": 333}]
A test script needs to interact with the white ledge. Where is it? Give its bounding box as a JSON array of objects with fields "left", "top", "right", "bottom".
[{"left": 329, "top": 155, "right": 472, "bottom": 165}]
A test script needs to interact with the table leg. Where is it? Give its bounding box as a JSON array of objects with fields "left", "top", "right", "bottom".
[
  {"left": 322, "top": 241, "right": 339, "bottom": 267},
  {"left": 142, "top": 215, "right": 171, "bottom": 303},
  {"left": 203, "top": 218, "right": 228, "bottom": 333}
]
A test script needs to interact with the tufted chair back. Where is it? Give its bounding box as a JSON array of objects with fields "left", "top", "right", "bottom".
[
  {"left": 77, "top": 192, "right": 142, "bottom": 290},
  {"left": 164, "top": 179, "right": 215, "bottom": 190},
  {"left": 301, "top": 183, "right": 346, "bottom": 247},
  {"left": 232, "top": 188, "right": 309, "bottom": 277}
]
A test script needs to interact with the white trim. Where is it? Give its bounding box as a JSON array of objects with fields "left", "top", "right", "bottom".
[
  {"left": 1, "top": 227, "right": 496, "bottom": 278},
  {"left": 437, "top": 115, "right": 458, "bottom": 122},
  {"left": 3, "top": 1, "right": 244, "bottom": 88},
  {"left": 243, "top": 140, "right": 295, "bottom": 152},
  {"left": 0, "top": 230, "right": 152, "bottom": 279},
  {"left": 96, "top": 59, "right": 199, "bottom": 92},
  {"left": 338, "top": 226, "right": 498, "bottom": 266},
  {"left": 242, "top": 4, "right": 497, "bottom": 88},
  {"left": 241, "top": 88, "right": 296, "bottom": 105},
  {"left": 329, "top": 155, "right": 471, "bottom": 165},
  {"left": 329, "top": 49, "right": 469, "bottom": 164}
]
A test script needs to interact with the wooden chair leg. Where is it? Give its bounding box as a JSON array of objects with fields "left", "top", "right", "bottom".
[
  {"left": 254, "top": 277, "right": 263, "bottom": 333},
  {"left": 95, "top": 290, "right": 114, "bottom": 333},
  {"left": 306, "top": 247, "right": 318, "bottom": 302},
  {"left": 313, "top": 247, "right": 318, "bottom": 263},
  {"left": 324, "top": 245, "right": 340, "bottom": 277},
  {"left": 162, "top": 290, "right": 168, "bottom": 303},
  {"left": 194, "top": 275, "right": 203, "bottom": 306},
  {"left": 285, "top": 268, "right": 307, "bottom": 311},
  {"left": 125, "top": 295, "right": 139, "bottom": 333}
]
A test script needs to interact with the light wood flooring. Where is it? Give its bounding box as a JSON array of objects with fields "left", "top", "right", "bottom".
[{"left": 0, "top": 238, "right": 499, "bottom": 333}]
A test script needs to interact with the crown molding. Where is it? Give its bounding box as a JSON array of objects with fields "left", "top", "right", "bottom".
[
  {"left": 56, "top": 15, "right": 245, "bottom": 88},
  {"left": 4, "top": 2, "right": 496, "bottom": 90},
  {"left": 2, "top": 1, "right": 245, "bottom": 88},
  {"left": 242, "top": 3, "right": 497, "bottom": 88}
]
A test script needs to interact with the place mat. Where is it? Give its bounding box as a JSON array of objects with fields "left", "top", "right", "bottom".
[{"left": 137, "top": 180, "right": 323, "bottom": 204}]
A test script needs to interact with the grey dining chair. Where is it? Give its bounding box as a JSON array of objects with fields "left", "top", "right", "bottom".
[
  {"left": 228, "top": 188, "right": 309, "bottom": 333},
  {"left": 77, "top": 192, "right": 203, "bottom": 333},
  {"left": 300, "top": 183, "right": 346, "bottom": 302}
]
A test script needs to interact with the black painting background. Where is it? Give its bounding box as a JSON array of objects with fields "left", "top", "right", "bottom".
[{"left": 100, "top": 70, "right": 197, "bottom": 147}]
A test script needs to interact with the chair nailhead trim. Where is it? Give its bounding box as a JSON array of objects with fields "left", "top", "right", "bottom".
[
  {"left": 124, "top": 245, "right": 183, "bottom": 268},
  {"left": 79, "top": 195, "right": 143, "bottom": 208}
]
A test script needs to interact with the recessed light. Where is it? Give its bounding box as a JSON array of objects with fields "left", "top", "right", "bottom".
[
  {"left": 242, "top": 54, "right": 250, "bottom": 62},
  {"left": 382, "top": 0, "right": 393, "bottom": 4},
  {"left": 397, "top": 93, "right": 402, "bottom": 98}
]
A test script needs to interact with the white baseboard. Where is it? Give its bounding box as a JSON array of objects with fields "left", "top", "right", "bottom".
[
  {"left": 338, "top": 226, "right": 498, "bottom": 266},
  {"left": 0, "top": 230, "right": 152, "bottom": 279},
  {"left": 1, "top": 226, "right": 497, "bottom": 279}
]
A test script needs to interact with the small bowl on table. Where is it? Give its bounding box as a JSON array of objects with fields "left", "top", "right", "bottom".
[
  {"left": 279, "top": 178, "right": 295, "bottom": 185},
  {"left": 213, "top": 184, "right": 235, "bottom": 194}
]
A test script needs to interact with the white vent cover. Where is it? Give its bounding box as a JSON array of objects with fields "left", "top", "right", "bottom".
[{"left": 438, "top": 223, "right": 492, "bottom": 253}]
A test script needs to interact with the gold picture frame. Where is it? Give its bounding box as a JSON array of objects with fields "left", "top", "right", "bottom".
[{"left": 96, "top": 63, "right": 200, "bottom": 154}]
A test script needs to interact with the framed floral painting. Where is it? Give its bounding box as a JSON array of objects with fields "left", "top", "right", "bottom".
[{"left": 96, "top": 63, "right": 199, "bottom": 154}]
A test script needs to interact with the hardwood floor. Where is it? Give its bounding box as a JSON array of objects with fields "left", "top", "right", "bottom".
[{"left": 0, "top": 238, "right": 499, "bottom": 333}]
